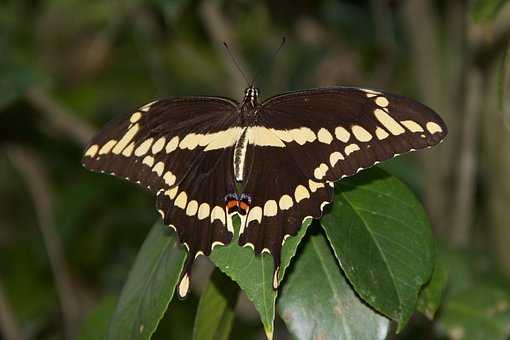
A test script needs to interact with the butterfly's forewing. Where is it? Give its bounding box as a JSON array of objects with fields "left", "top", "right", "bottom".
[
  {"left": 237, "top": 87, "right": 447, "bottom": 284},
  {"left": 259, "top": 87, "right": 447, "bottom": 182},
  {"left": 82, "top": 97, "right": 238, "bottom": 193},
  {"left": 82, "top": 97, "right": 240, "bottom": 297}
]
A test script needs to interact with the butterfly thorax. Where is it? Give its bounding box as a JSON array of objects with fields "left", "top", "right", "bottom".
[
  {"left": 233, "top": 86, "right": 260, "bottom": 183},
  {"left": 239, "top": 86, "right": 260, "bottom": 121}
]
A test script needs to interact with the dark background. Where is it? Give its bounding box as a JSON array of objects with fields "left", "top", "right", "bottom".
[{"left": 1, "top": 0, "right": 510, "bottom": 339}]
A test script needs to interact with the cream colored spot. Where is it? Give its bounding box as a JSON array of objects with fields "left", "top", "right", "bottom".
[
  {"left": 204, "top": 127, "right": 242, "bottom": 151},
  {"left": 246, "top": 206, "right": 262, "bottom": 225},
  {"left": 210, "top": 206, "right": 226, "bottom": 225},
  {"left": 140, "top": 101, "right": 156, "bottom": 112},
  {"left": 329, "top": 151, "right": 344, "bottom": 167},
  {"left": 165, "top": 136, "right": 180, "bottom": 153},
  {"left": 270, "top": 129, "right": 292, "bottom": 143},
  {"left": 121, "top": 142, "right": 134, "bottom": 157},
  {"left": 142, "top": 155, "right": 154, "bottom": 167},
  {"left": 175, "top": 191, "right": 188, "bottom": 209},
  {"left": 426, "top": 122, "right": 443, "bottom": 134},
  {"left": 335, "top": 127, "right": 351, "bottom": 142},
  {"left": 243, "top": 243, "right": 255, "bottom": 250},
  {"left": 130, "top": 111, "right": 142, "bottom": 123},
  {"left": 165, "top": 186, "right": 178, "bottom": 199},
  {"left": 178, "top": 274, "right": 190, "bottom": 298},
  {"left": 99, "top": 140, "right": 117, "bottom": 155},
  {"left": 352, "top": 125, "right": 373, "bottom": 142},
  {"left": 375, "top": 97, "right": 389, "bottom": 107},
  {"left": 273, "top": 267, "right": 280, "bottom": 289},
  {"left": 85, "top": 145, "right": 99, "bottom": 157},
  {"left": 288, "top": 127, "right": 316, "bottom": 145},
  {"left": 152, "top": 161, "right": 164, "bottom": 176},
  {"left": 134, "top": 138, "right": 154, "bottom": 157},
  {"left": 309, "top": 179, "right": 325, "bottom": 193},
  {"left": 186, "top": 200, "right": 198, "bottom": 216},
  {"left": 317, "top": 128, "right": 333, "bottom": 144},
  {"left": 249, "top": 126, "right": 286, "bottom": 147},
  {"left": 197, "top": 203, "right": 210, "bottom": 220},
  {"left": 401, "top": 120, "right": 424, "bottom": 133},
  {"left": 158, "top": 209, "right": 164, "bottom": 218},
  {"left": 362, "top": 89, "right": 381, "bottom": 98},
  {"left": 211, "top": 241, "right": 224, "bottom": 250},
  {"left": 345, "top": 144, "right": 360, "bottom": 155},
  {"left": 114, "top": 124, "right": 140, "bottom": 154},
  {"left": 278, "top": 195, "right": 293, "bottom": 210},
  {"left": 163, "top": 171, "right": 176, "bottom": 186},
  {"left": 374, "top": 109, "right": 405, "bottom": 135},
  {"left": 264, "top": 200, "right": 278, "bottom": 217},
  {"left": 262, "top": 248, "right": 271, "bottom": 254},
  {"left": 179, "top": 133, "right": 201, "bottom": 150},
  {"left": 375, "top": 127, "right": 389, "bottom": 140},
  {"left": 294, "top": 185, "right": 310, "bottom": 203},
  {"left": 314, "top": 163, "right": 329, "bottom": 180},
  {"left": 152, "top": 137, "right": 166, "bottom": 154}
]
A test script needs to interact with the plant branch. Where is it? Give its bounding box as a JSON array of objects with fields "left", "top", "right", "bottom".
[
  {"left": 0, "top": 280, "right": 22, "bottom": 340},
  {"left": 452, "top": 69, "right": 482, "bottom": 246},
  {"left": 7, "top": 146, "right": 82, "bottom": 339},
  {"left": 401, "top": 0, "right": 452, "bottom": 233},
  {"left": 25, "top": 88, "right": 95, "bottom": 146}
]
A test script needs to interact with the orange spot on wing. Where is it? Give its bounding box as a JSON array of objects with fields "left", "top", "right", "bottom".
[
  {"left": 227, "top": 200, "right": 239, "bottom": 209},
  {"left": 239, "top": 202, "right": 250, "bottom": 211}
]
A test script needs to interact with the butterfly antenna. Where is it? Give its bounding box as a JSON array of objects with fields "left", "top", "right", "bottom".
[
  {"left": 251, "top": 36, "right": 286, "bottom": 86},
  {"left": 223, "top": 42, "right": 250, "bottom": 86}
]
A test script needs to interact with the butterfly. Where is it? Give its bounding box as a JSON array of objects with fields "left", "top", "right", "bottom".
[{"left": 82, "top": 85, "right": 447, "bottom": 298}]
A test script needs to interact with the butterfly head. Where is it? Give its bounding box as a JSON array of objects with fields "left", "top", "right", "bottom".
[{"left": 243, "top": 86, "right": 259, "bottom": 108}]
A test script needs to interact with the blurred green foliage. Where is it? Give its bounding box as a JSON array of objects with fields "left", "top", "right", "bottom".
[{"left": 2, "top": 0, "right": 510, "bottom": 340}]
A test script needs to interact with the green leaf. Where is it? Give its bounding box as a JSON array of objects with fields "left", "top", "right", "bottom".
[
  {"left": 210, "top": 218, "right": 312, "bottom": 340},
  {"left": 192, "top": 269, "right": 239, "bottom": 340},
  {"left": 321, "top": 167, "right": 434, "bottom": 330},
  {"left": 77, "top": 295, "right": 117, "bottom": 340},
  {"left": 439, "top": 284, "right": 510, "bottom": 340},
  {"left": 417, "top": 258, "right": 448, "bottom": 319},
  {"left": 278, "top": 229, "right": 390, "bottom": 340},
  {"left": 471, "top": 0, "right": 509, "bottom": 22},
  {"left": 108, "top": 221, "right": 187, "bottom": 340}
]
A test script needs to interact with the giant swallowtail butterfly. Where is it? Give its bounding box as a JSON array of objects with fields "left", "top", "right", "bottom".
[{"left": 82, "top": 85, "right": 447, "bottom": 298}]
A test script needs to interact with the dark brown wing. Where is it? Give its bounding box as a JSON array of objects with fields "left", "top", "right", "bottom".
[
  {"left": 259, "top": 87, "right": 447, "bottom": 182},
  {"left": 237, "top": 86, "right": 447, "bottom": 286},
  {"left": 239, "top": 146, "right": 333, "bottom": 288},
  {"left": 82, "top": 96, "right": 240, "bottom": 297},
  {"left": 82, "top": 97, "right": 240, "bottom": 193}
]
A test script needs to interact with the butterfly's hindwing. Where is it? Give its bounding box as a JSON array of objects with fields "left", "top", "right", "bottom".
[
  {"left": 155, "top": 145, "right": 237, "bottom": 297},
  {"left": 239, "top": 146, "right": 334, "bottom": 287}
]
